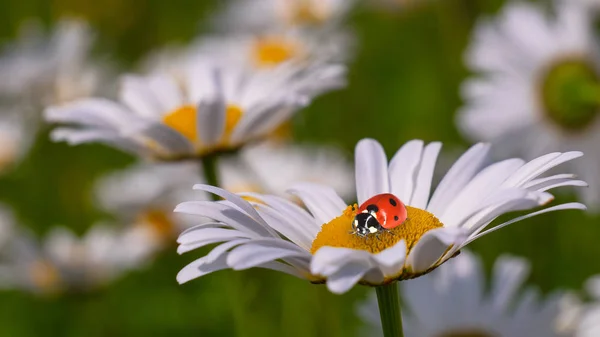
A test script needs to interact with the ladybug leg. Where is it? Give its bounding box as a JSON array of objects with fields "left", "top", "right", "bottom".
[{"left": 385, "top": 229, "right": 395, "bottom": 236}]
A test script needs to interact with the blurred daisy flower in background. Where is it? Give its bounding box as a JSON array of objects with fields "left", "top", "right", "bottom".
[
  {"left": 0, "top": 18, "right": 110, "bottom": 111},
  {"left": 458, "top": 0, "right": 600, "bottom": 209},
  {"left": 45, "top": 57, "right": 346, "bottom": 161},
  {"left": 0, "top": 224, "right": 142, "bottom": 295},
  {"left": 175, "top": 138, "right": 586, "bottom": 294},
  {"left": 0, "top": 18, "right": 111, "bottom": 172},
  {"left": 94, "top": 162, "right": 206, "bottom": 259},
  {"left": 357, "top": 251, "right": 579, "bottom": 337},
  {"left": 192, "top": 29, "right": 353, "bottom": 70},
  {"left": 0, "top": 113, "right": 34, "bottom": 172},
  {"left": 212, "top": 0, "right": 357, "bottom": 32},
  {"left": 219, "top": 141, "right": 354, "bottom": 200},
  {"left": 563, "top": 276, "right": 600, "bottom": 337}
]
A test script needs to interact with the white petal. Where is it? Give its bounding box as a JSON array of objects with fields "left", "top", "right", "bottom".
[
  {"left": 489, "top": 255, "right": 530, "bottom": 311},
  {"left": 120, "top": 75, "right": 165, "bottom": 119},
  {"left": 226, "top": 239, "right": 310, "bottom": 270},
  {"left": 389, "top": 140, "right": 424, "bottom": 202},
  {"left": 196, "top": 70, "right": 226, "bottom": 146},
  {"left": 355, "top": 138, "right": 390, "bottom": 204},
  {"left": 439, "top": 158, "right": 524, "bottom": 226},
  {"left": 409, "top": 142, "right": 442, "bottom": 208},
  {"left": 534, "top": 180, "right": 588, "bottom": 192},
  {"left": 427, "top": 143, "right": 490, "bottom": 215},
  {"left": 191, "top": 184, "right": 279, "bottom": 236},
  {"left": 253, "top": 203, "right": 313, "bottom": 251},
  {"left": 311, "top": 247, "right": 372, "bottom": 276},
  {"left": 138, "top": 123, "right": 194, "bottom": 154},
  {"left": 443, "top": 188, "right": 530, "bottom": 229},
  {"left": 460, "top": 191, "right": 555, "bottom": 234},
  {"left": 406, "top": 228, "right": 468, "bottom": 273},
  {"left": 255, "top": 260, "right": 306, "bottom": 279},
  {"left": 523, "top": 174, "right": 576, "bottom": 190},
  {"left": 288, "top": 183, "right": 346, "bottom": 226},
  {"left": 177, "top": 228, "right": 251, "bottom": 245},
  {"left": 204, "top": 239, "right": 249, "bottom": 263},
  {"left": 372, "top": 239, "right": 407, "bottom": 276},
  {"left": 175, "top": 201, "right": 272, "bottom": 237},
  {"left": 463, "top": 203, "right": 587, "bottom": 246},
  {"left": 177, "top": 254, "right": 229, "bottom": 284},
  {"left": 326, "top": 263, "right": 371, "bottom": 294},
  {"left": 230, "top": 103, "right": 296, "bottom": 144},
  {"left": 503, "top": 152, "right": 583, "bottom": 188},
  {"left": 50, "top": 128, "right": 147, "bottom": 156},
  {"left": 243, "top": 193, "right": 320, "bottom": 234}
]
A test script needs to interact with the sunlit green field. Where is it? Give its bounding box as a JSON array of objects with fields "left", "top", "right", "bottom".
[{"left": 0, "top": 0, "right": 598, "bottom": 336}]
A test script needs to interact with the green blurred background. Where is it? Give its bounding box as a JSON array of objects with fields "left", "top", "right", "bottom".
[{"left": 0, "top": 0, "right": 598, "bottom": 336}]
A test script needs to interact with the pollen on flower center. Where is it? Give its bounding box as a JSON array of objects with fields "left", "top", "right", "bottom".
[
  {"left": 540, "top": 58, "right": 600, "bottom": 131},
  {"left": 162, "top": 104, "right": 243, "bottom": 146},
  {"left": 253, "top": 37, "right": 298, "bottom": 67},
  {"left": 310, "top": 205, "right": 443, "bottom": 255}
]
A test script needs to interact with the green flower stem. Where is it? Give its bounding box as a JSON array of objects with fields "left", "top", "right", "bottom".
[
  {"left": 376, "top": 283, "right": 404, "bottom": 337},
  {"left": 201, "top": 155, "right": 220, "bottom": 201}
]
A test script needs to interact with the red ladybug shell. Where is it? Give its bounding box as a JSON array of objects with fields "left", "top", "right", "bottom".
[{"left": 357, "top": 193, "right": 407, "bottom": 229}]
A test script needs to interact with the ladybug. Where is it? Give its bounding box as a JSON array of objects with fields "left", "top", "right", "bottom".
[{"left": 350, "top": 193, "right": 408, "bottom": 239}]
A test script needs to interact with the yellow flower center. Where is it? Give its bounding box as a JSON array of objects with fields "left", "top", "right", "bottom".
[
  {"left": 436, "top": 331, "right": 496, "bottom": 337},
  {"left": 310, "top": 205, "right": 443, "bottom": 255},
  {"left": 29, "top": 260, "right": 62, "bottom": 294},
  {"left": 162, "top": 104, "right": 244, "bottom": 149},
  {"left": 253, "top": 37, "right": 298, "bottom": 67},
  {"left": 137, "top": 209, "right": 175, "bottom": 241},
  {"left": 163, "top": 105, "right": 198, "bottom": 142}
]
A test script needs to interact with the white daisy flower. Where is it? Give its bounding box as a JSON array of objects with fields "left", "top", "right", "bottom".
[
  {"left": 0, "top": 18, "right": 109, "bottom": 109},
  {"left": 0, "top": 112, "right": 33, "bottom": 172},
  {"left": 567, "top": 276, "right": 600, "bottom": 337},
  {"left": 45, "top": 57, "right": 345, "bottom": 160},
  {"left": 213, "top": 0, "right": 356, "bottom": 32},
  {"left": 175, "top": 138, "right": 586, "bottom": 294},
  {"left": 357, "top": 251, "right": 576, "bottom": 337},
  {"left": 94, "top": 162, "right": 206, "bottom": 257},
  {"left": 0, "top": 224, "right": 138, "bottom": 294},
  {"left": 219, "top": 141, "right": 355, "bottom": 200},
  {"left": 458, "top": 0, "right": 600, "bottom": 209},
  {"left": 192, "top": 29, "right": 353, "bottom": 70}
]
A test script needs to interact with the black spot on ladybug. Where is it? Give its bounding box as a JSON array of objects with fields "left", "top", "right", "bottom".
[
  {"left": 394, "top": 216, "right": 399, "bottom": 221},
  {"left": 366, "top": 204, "right": 379, "bottom": 213},
  {"left": 389, "top": 198, "right": 397, "bottom": 206}
]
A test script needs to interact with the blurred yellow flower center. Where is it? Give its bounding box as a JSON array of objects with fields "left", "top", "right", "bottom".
[
  {"left": 223, "top": 105, "right": 243, "bottom": 142},
  {"left": 269, "top": 121, "right": 294, "bottom": 142},
  {"left": 29, "top": 260, "right": 61, "bottom": 293},
  {"left": 287, "top": 1, "right": 324, "bottom": 25},
  {"left": 436, "top": 331, "right": 495, "bottom": 337},
  {"left": 138, "top": 209, "right": 175, "bottom": 240},
  {"left": 310, "top": 205, "right": 443, "bottom": 255},
  {"left": 162, "top": 104, "right": 243, "bottom": 146},
  {"left": 253, "top": 37, "right": 298, "bottom": 66}
]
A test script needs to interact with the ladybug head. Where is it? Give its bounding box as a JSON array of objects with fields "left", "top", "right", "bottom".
[{"left": 351, "top": 212, "right": 380, "bottom": 237}]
